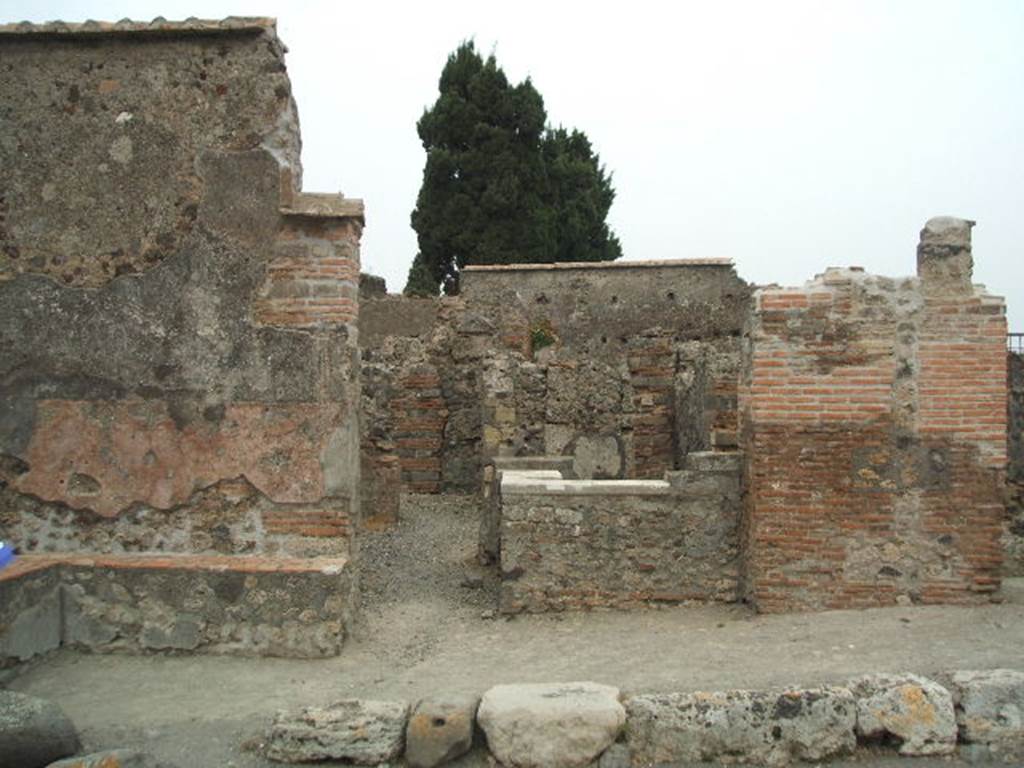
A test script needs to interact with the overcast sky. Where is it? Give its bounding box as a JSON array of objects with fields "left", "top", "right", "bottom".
[{"left": 3, "top": 0, "right": 1022, "bottom": 330}]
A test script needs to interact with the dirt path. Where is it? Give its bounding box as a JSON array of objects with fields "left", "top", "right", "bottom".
[{"left": 7, "top": 495, "right": 1024, "bottom": 767}]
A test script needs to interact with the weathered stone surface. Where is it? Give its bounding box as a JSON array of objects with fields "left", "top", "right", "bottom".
[
  {"left": 46, "top": 749, "right": 176, "bottom": 768},
  {"left": 594, "top": 742, "right": 629, "bottom": 768},
  {"left": 0, "top": 22, "right": 361, "bottom": 595},
  {"left": 742, "top": 220, "right": 1006, "bottom": 613},
  {"left": 625, "top": 687, "right": 856, "bottom": 766},
  {"left": 952, "top": 669, "right": 1024, "bottom": 760},
  {"left": 1007, "top": 352, "right": 1024, "bottom": 577},
  {"left": 498, "top": 468, "right": 740, "bottom": 613},
  {"left": 266, "top": 698, "right": 408, "bottom": 765},
  {"left": 0, "top": 690, "right": 81, "bottom": 768},
  {"left": 849, "top": 673, "right": 956, "bottom": 755},
  {"left": 405, "top": 694, "right": 477, "bottom": 768},
  {"left": 359, "top": 260, "right": 749, "bottom": 497},
  {"left": 0, "top": 565, "right": 62, "bottom": 666},
  {"left": 567, "top": 434, "right": 623, "bottom": 480},
  {"left": 477, "top": 682, "right": 625, "bottom": 768},
  {"left": 1, "top": 556, "right": 351, "bottom": 664}
]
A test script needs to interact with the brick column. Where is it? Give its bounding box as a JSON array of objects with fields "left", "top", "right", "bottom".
[{"left": 740, "top": 217, "right": 1006, "bottom": 612}]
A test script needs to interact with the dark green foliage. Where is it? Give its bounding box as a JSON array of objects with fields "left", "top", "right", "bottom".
[
  {"left": 529, "top": 316, "right": 558, "bottom": 355},
  {"left": 403, "top": 253, "right": 439, "bottom": 297},
  {"left": 542, "top": 128, "right": 622, "bottom": 264},
  {"left": 406, "top": 42, "right": 620, "bottom": 295}
]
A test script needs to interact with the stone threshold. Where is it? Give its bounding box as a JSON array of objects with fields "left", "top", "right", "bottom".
[{"left": 264, "top": 670, "right": 1024, "bottom": 767}]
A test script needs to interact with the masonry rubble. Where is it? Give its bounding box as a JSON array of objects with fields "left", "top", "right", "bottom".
[
  {"left": 0, "top": 15, "right": 1020, "bottom": 684},
  {"left": 254, "top": 671, "right": 1024, "bottom": 767},
  {"left": 0, "top": 17, "right": 361, "bottom": 661}
]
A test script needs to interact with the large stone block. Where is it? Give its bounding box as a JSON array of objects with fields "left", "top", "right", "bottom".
[
  {"left": 849, "top": 673, "right": 956, "bottom": 755},
  {"left": 405, "top": 694, "right": 478, "bottom": 768},
  {"left": 477, "top": 682, "right": 625, "bottom": 768},
  {"left": 266, "top": 698, "right": 409, "bottom": 765},
  {"left": 0, "top": 690, "right": 81, "bottom": 768},
  {"left": 625, "top": 687, "right": 856, "bottom": 766},
  {"left": 952, "top": 669, "right": 1024, "bottom": 761}
]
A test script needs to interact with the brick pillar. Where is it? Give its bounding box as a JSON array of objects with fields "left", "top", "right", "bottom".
[
  {"left": 740, "top": 217, "right": 1006, "bottom": 612},
  {"left": 629, "top": 335, "right": 676, "bottom": 478}
]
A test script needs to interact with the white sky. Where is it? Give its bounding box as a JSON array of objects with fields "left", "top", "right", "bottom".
[{"left": 3, "top": 0, "right": 1022, "bottom": 331}]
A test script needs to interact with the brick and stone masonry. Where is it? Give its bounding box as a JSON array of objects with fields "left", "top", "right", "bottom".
[
  {"left": 498, "top": 452, "right": 742, "bottom": 613},
  {"left": 740, "top": 217, "right": 1007, "bottom": 612},
  {"left": 357, "top": 260, "right": 751, "bottom": 508},
  {"left": 0, "top": 18, "right": 362, "bottom": 656},
  {"left": 1007, "top": 351, "right": 1024, "bottom": 574}
]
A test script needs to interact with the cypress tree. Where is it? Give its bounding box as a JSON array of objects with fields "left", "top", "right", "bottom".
[{"left": 407, "top": 42, "right": 619, "bottom": 295}]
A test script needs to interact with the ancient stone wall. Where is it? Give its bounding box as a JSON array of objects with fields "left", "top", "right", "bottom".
[
  {"left": 0, "top": 553, "right": 351, "bottom": 664},
  {"left": 0, "top": 21, "right": 361, "bottom": 568},
  {"left": 740, "top": 218, "right": 1007, "bottom": 612},
  {"left": 358, "top": 261, "right": 751, "bottom": 512},
  {"left": 497, "top": 452, "right": 742, "bottom": 613},
  {"left": 1007, "top": 352, "right": 1023, "bottom": 574}
]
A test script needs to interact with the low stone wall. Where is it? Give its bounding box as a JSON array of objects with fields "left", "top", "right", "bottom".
[
  {"left": 263, "top": 671, "right": 1024, "bottom": 767},
  {"left": 497, "top": 452, "right": 741, "bottom": 613},
  {"left": 478, "top": 456, "right": 576, "bottom": 565},
  {"left": 1008, "top": 352, "right": 1023, "bottom": 575},
  {"left": 0, "top": 553, "right": 351, "bottom": 666}
]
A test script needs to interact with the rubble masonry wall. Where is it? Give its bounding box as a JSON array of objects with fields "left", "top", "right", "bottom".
[
  {"left": 358, "top": 260, "right": 751, "bottom": 521},
  {"left": 0, "top": 20, "right": 361, "bottom": 563}
]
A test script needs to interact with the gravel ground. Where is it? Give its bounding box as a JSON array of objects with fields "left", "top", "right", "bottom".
[{"left": 6, "top": 493, "right": 1024, "bottom": 767}]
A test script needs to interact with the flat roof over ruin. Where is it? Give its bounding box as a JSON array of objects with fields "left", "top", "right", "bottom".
[
  {"left": 462, "top": 257, "right": 734, "bottom": 272},
  {"left": 0, "top": 17, "right": 274, "bottom": 37}
]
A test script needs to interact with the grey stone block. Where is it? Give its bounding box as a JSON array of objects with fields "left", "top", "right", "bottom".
[
  {"left": 266, "top": 698, "right": 409, "bottom": 765},
  {"left": 849, "top": 673, "right": 956, "bottom": 755},
  {"left": 625, "top": 687, "right": 856, "bottom": 767},
  {"left": 0, "top": 690, "right": 81, "bottom": 768},
  {"left": 478, "top": 682, "right": 624, "bottom": 768},
  {"left": 952, "top": 669, "right": 1024, "bottom": 761}
]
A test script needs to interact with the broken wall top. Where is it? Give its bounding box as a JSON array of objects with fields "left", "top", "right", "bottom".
[
  {"left": 0, "top": 17, "right": 364, "bottom": 521},
  {"left": 0, "top": 16, "right": 362, "bottom": 288}
]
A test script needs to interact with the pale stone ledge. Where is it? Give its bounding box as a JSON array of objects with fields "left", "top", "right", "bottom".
[
  {"left": 500, "top": 472, "right": 672, "bottom": 496},
  {"left": 282, "top": 193, "right": 366, "bottom": 222},
  {"left": 462, "top": 257, "right": 733, "bottom": 272}
]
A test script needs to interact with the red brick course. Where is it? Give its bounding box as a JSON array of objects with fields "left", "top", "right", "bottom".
[{"left": 741, "top": 229, "right": 1007, "bottom": 613}]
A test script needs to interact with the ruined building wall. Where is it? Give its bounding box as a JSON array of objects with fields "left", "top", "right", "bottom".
[
  {"left": 1007, "top": 352, "right": 1024, "bottom": 574},
  {"left": 0, "top": 20, "right": 362, "bottom": 562},
  {"left": 358, "top": 261, "right": 751, "bottom": 517},
  {"left": 498, "top": 452, "right": 742, "bottom": 613},
  {"left": 740, "top": 218, "right": 1007, "bottom": 612},
  {"left": 462, "top": 261, "right": 750, "bottom": 480}
]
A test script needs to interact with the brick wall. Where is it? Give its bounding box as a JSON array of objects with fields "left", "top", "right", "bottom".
[
  {"left": 254, "top": 215, "right": 361, "bottom": 328},
  {"left": 629, "top": 335, "right": 677, "bottom": 478},
  {"left": 394, "top": 366, "right": 448, "bottom": 493},
  {"left": 740, "top": 218, "right": 1007, "bottom": 612}
]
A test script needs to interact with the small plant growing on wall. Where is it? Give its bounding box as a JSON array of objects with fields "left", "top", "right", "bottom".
[{"left": 529, "top": 317, "right": 558, "bottom": 357}]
